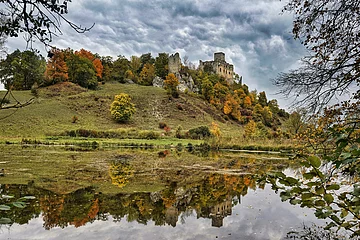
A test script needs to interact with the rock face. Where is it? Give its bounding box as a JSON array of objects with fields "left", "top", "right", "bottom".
[
  {"left": 177, "top": 73, "right": 198, "bottom": 93},
  {"left": 152, "top": 76, "right": 164, "bottom": 88}
]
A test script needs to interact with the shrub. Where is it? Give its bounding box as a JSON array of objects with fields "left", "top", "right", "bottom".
[
  {"left": 110, "top": 93, "right": 136, "bottom": 122},
  {"left": 72, "top": 115, "right": 79, "bottom": 123},
  {"left": 187, "top": 126, "right": 211, "bottom": 139},
  {"left": 159, "top": 122, "right": 167, "bottom": 129}
]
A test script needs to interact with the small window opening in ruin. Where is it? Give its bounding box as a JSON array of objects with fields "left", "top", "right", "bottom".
[{"left": 219, "top": 68, "right": 222, "bottom": 72}]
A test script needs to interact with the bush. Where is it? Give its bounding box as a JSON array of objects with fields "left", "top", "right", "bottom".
[
  {"left": 187, "top": 126, "right": 211, "bottom": 139},
  {"left": 110, "top": 93, "right": 136, "bottom": 122},
  {"left": 159, "top": 122, "right": 167, "bottom": 129}
]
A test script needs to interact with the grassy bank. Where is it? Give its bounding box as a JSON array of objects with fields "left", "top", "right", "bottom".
[{"left": 0, "top": 82, "right": 296, "bottom": 150}]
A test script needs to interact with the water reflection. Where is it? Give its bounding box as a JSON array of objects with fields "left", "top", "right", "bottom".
[{"left": 0, "top": 146, "right": 325, "bottom": 239}]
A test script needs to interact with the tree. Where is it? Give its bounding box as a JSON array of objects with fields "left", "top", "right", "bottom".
[
  {"left": 66, "top": 54, "right": 97, "bottom": 89},
  {"left": 139, "top": 63, "right": 155, "bottom": 86},
  {"left": 0, "top": 0, "right": 94, "bottom": 46},
  {"left": 258, "top": 91, "right": 268, "bottom": 107},
  {"left": 285, "top": 109, "right": 305, "bottom": 135},
  {"left": 154, "top": 53, "right": 169, "bottom": 79},
  {"left": 164, "top": 73, "right": 179, "bottom": 98},
  {"left": 0, "top": 49, "right": 45, "bottom": 90},
  {"left": 244, "top": 120, "right": 256, "bottom": 139},
  {"left": 75, "top": 49, "right": 103, "bottom": 79},
  {"left": 44, "top": 48, "right": 68, "bottom": 85},
  {"left": 112, "top": 56, "right": 130, "bottom": 83},
  {"left": 110, "top": 93, "right": 136, "bottom": 122},
  {"left": 274, "top": 0, "right": 360, "bottom": 112}
]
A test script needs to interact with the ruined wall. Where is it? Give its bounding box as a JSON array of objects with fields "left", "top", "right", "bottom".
[{"left": 168, "top": 52, "right": 181, "bottom": 73}]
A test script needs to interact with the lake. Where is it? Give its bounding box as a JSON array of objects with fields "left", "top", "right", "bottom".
[{"left": 0, "top": 145, "right": 329, "bottom": 240}]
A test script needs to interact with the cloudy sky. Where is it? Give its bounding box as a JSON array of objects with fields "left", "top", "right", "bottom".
[{"left": 5, "top": 0, "right": 307, "bottom": 109}]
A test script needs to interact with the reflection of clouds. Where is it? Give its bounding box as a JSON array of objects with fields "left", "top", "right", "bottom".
[{"left": 3, "top": 186, "right": 325, "bottom": 240}]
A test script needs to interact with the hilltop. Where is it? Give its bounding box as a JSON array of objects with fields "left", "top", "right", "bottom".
[{"left": 0, "top": 82, "right": 243, "bottom": 140}]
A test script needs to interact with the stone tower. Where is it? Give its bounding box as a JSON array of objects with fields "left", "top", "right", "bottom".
[{"left": 168, "top": 52, "right": 181, "bottom": 73}]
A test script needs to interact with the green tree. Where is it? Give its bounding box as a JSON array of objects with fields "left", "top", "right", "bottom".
[
  {"left": 112, "top": 56, "right": 130, "bottom": 83},
  {"left": 110, "top": 93, "right": 136, "bottom": 122},
  {"left": 201, "top": 76, "right": 214, "bottom": 102},
  {"left": 258, "top": 91, "right": 268, "bottom": 107},
  {"left": 100, "top": 56, "right": 114, "bottom": 82},
  {"left": 66, "top": 55, "right": 97, "bottom": 89},
  {"left": 154, "top": 53, "right": 169, "bottom": 79},
  {"left": 285, "top": 110, "right": 305, "bottom": 135},
  {"left": 0, "top": 49, "right": 45, "bottom": 90}
]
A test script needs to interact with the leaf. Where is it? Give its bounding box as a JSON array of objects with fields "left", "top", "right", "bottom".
[
  {"left": 308, "top": 155, "right": 321, "bottom": 168},
  {"left": 1, "top": 195, "right": 14, "bottom": 199},
  {"left": 285, "top": 177, "right": 299, "bottom": 186},
  {"left": 340, "top": 209, "right": 348, "bottom": 218},
  {"left": 315, "top": 186, "right": 325, "bottom": 194},
  {"left": 12, "top": 202, "right": 26, "bottom": 208},
  {"left": 19, "top": 196, "right": 36, "bottom": 200},
  {"left": 324, "top": 194, "right": 334, "bottom": 204},
  {"left": 326, "top": 184, "right": 340, "bottom": 190},
  {"left": 0, "top": 218, "right": 11, "bottom": 224},
  {"left": 303, "top": 172, "right": 316, "bottom": 180},
  {"left": 0, "top": 205, "right": 10, "bottom": 211},
  {"left": 324, "top": 222, "right": 337, "bottom": 230},
  {"left": 315, "top": 200, "right": 326, "bottom": 207},
  {"left": 290, "top": 198, "right": 302, "bottom": 205},
  {"left": 301, "top": 192, "right": 315, "bottom": 200}
]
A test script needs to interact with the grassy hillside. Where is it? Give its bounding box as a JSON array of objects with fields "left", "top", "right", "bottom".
[{"left": 0, "top": 82, "right": 243, "bottom": 140}]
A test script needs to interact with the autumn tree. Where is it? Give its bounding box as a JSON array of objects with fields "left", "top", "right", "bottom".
[
  {"left": 244, "top": 120, "right": 256, "bottom": 139},
  {"left": 164, "top": 73, "right": 179, "bottom": 98},
  {"left": 274, "top": 0, "right": 360, "bottom": 112},
  {"left": 44, "top": 48, "right": 68, "bottom": 85},
  {"left": 110, "top": 93, "right": 136, "bottom": 122},
  {"left": 139, "top": 63, "right": 155, "bottom": 86},
  {"left": 223, "top": 94, "right": 241, "bottom": 121},
  {"left": 243, "top": 96, "right": 252, "bottom": 109},
  {"left": 75, "top": 49, "right": 103, "bottom": 79}
]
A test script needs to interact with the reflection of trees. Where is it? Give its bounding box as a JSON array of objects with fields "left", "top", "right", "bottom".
[
  {"left": 108, "top": 159, "right": 134, "bottom": 188},
  {"left": 1, "top": 157, "right": 294, "bottom": 230}
]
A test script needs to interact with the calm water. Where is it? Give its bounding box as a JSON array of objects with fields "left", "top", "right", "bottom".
[{"left": 0, "top": 145, "right": 327, "bottom": 240}]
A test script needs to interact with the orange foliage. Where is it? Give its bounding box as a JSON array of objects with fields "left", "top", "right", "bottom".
[
  {"left": 72, "top": 198, "right": 99, "bottom": 228},
  {"left": 40, "top": 195, "right": 65, "bottom": 230},
  {"left": 243, "top": 96, "right": 252, "bottom": 108},
  {"left": 45, "top": 48, "right": 68, "bottom": 84},
  {"left": 75, "top": 48, "right": 103, "bottom": 79},
  {"left": 92, "top": 58, "right": 103, "bottom": 78},
  {"left": 223, "top": 94, "right": 241, "bottom": 120},
  {"left": 75, "top": 48, "right": 94, "bottom": 61}
]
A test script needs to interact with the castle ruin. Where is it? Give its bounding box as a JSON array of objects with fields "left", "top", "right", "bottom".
[
  {"left": 168, "top": 52, "right": 181, "bottom": 73},
  {"left": 199, "top": 52, "right": 234, "bottom": 84}
]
